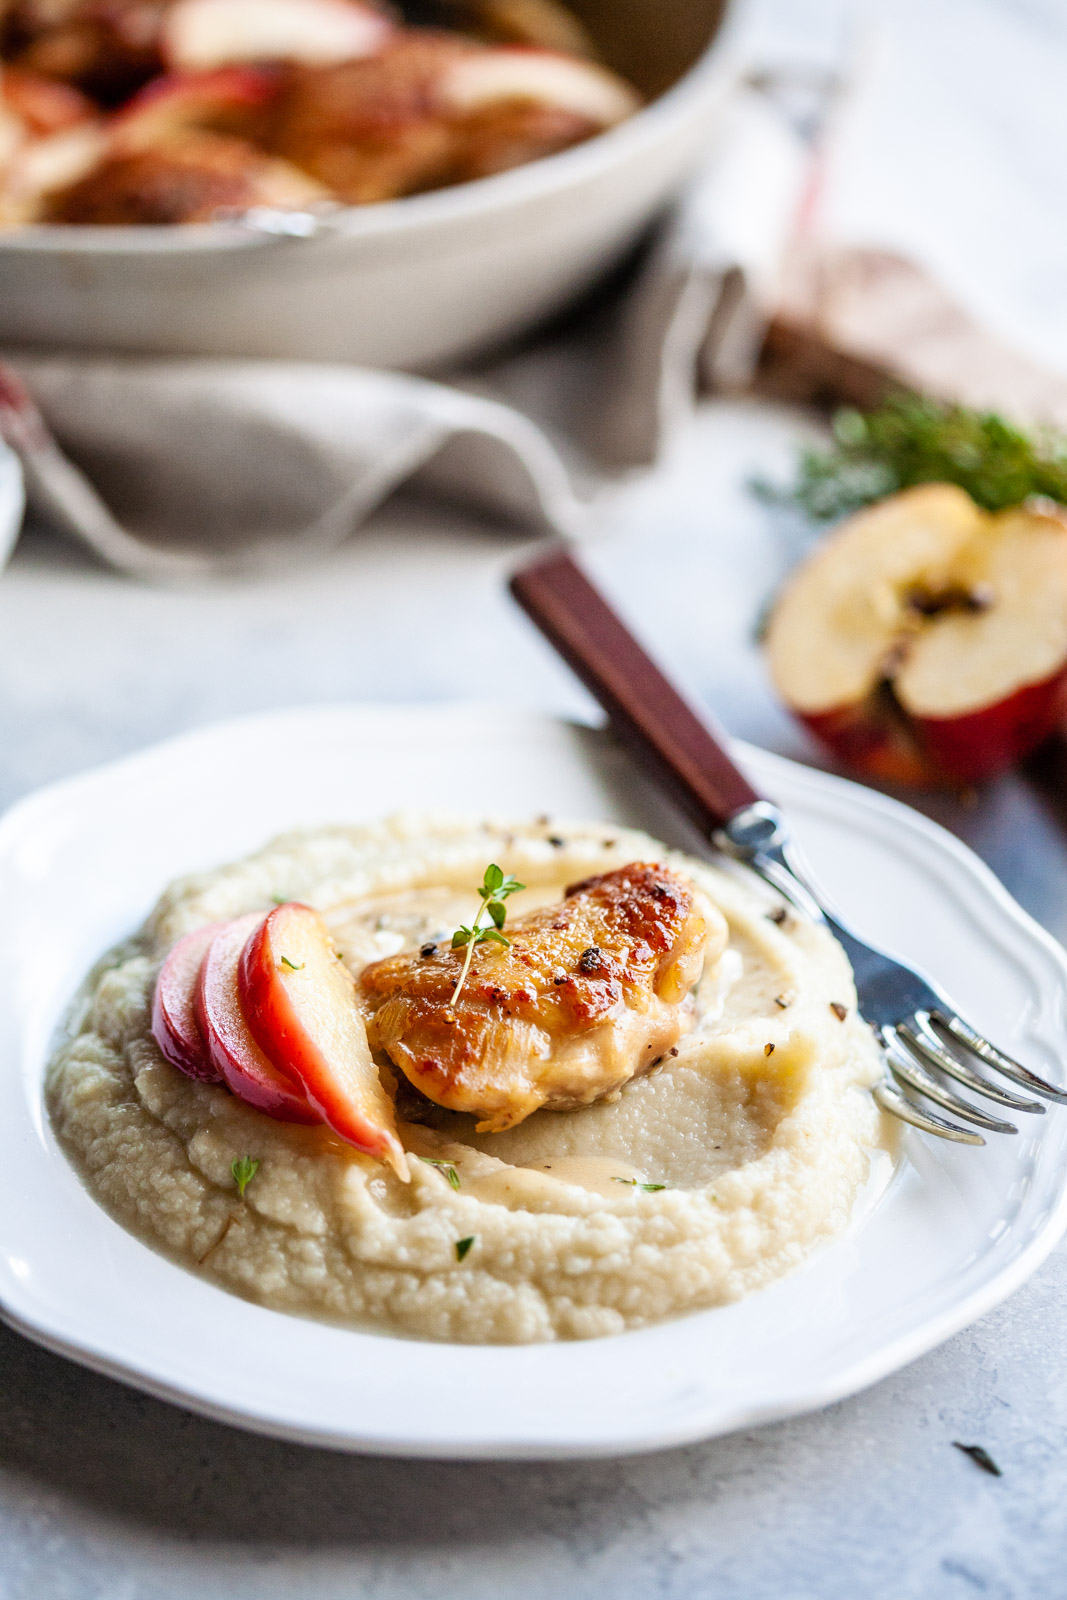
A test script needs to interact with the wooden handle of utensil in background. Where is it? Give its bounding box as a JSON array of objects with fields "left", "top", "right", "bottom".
[{"left": 509, "top": 550, "right": 762, "bottom": 837}]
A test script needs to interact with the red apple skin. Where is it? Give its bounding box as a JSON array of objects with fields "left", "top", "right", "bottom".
[
  {"left": 912, "top": 665, "right": 1067, "bottom": 784},
  {"left": 151, "top": 922, "right": 224, "bottom": 1081},
  {"left": 803, "top": 665, "right": 1067, "bottom": 788},
  {"left": 800, "top": 704, "right": 935, "bottom": 787},
  {"left": 239, "top": 903, "right": 407, "bottom": 1176},
  {"left": 196, "top": 913, "right": 318, "bottom": 1122},
  {"left": 113, "top": 65, "right": 280, "bottom": 144}
]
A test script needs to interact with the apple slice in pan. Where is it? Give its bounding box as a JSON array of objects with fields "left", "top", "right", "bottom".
[
  {"left": 163, "top": 0, "right": 393, "bottom": 73},
  {"left": 112, "top": 65, "right": 281, "bottom": 149},
  {"left": 239, "top": 903, "right": 409, "bottom": 1178},
  {"left": 765, "top": 485, "right": 1067, "bottom": 785},
  {"left": 439, "top": 46, "right": 641, "bottom": 127},
  {"left": 197, "top": 913, "right": 319, "bottom": 1123},
  {"left": 151, "top": 922, "right": 224, "bottom": 1081}
]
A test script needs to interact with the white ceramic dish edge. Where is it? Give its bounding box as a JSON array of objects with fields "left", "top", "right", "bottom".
[
  {"left": 0, "top": 702, "right": 1065, "bottom": 1459},
  {"left": 0, "top": 7, "right": 744, "bottom": 362}
]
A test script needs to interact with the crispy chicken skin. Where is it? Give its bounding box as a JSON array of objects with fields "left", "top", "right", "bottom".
[
  {"left": 360, "top": 862, "right": 727, "bottom": 1133},
  {"left": 46, "top": 125, "right": 322, "bottom": 219},
  {"left": 271, "top": 32, "right": 604, "bottom": 203}
]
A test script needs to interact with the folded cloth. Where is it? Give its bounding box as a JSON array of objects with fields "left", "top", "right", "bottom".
[
  {"left": 0, "top": 360, "right": 588, "bottom": 582},
  {"left": 760, "top": 246, "right": 1067, "bottom": 426},
  {"left": 0, "top": 88, "right": 809, "bottom": 583}
]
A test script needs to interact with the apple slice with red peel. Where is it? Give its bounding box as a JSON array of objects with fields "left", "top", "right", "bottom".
[
  {"left": 439, "top": 47, "right": 640, "bottom": 126},
  {"left": 239, "top": 902, "right": 408, "bottom": 1178},
  {"left": 765, "top": 484, "right": 1067, "bottom": 786},
  {"left": 197, "top": 913, "right": 319, "bottom": 1122},
  {"left": 151, "top": 922, "right": 224, "bottom": 1081},
  {"left": 163, "top": 0, "right": 393, "bottom": 73},
  {"left": 1, "top": 68, "right": 98, "bottom": 137}
]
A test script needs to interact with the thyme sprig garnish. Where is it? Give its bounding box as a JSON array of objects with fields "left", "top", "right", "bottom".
[
  {"left": 231, "top": 1156, "right": 260, "bottom": 1198},
  {"left": 614, "top": 1177, "right": 668, "bottom": 1193},
  {"left": 419, "top": 1155, "right": 461, "bottom": 1190},
  {"left": 449, "top": 864, "right": 524, "bottom": 1007},
  {"left": 753, "top": 394, "right": 1067, "bottom": 523}
]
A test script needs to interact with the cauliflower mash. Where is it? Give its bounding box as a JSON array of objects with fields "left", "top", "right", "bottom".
[{"left": 47, "top": 814, "right": 885, "bottom": 1343}]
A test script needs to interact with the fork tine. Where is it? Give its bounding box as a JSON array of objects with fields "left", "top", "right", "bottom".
[
  {"left": 873, "top": 1080, "right": 985, "bottom": 1145},
  {"left": 900, "top": 1014, "right": 1046, "bottom": 1115},
  {"left": 882, "top": 1028, "right": 1019, "bottom": 1134},
  {"left": 932, "top": 1012, "right": 1067, "bottom": 1104}
]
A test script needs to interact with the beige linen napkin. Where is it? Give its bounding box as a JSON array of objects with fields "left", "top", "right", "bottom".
[{"left": 0, "top": 88, "right": 809, "bottom": 583}]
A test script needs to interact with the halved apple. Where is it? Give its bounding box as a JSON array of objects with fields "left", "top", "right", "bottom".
[
  {"left": 162, "top": 0, "right": 393, "bottom": 73},
  {"left": 238, "top": 902, "right": 408, "bottom": 1177},
  {"left": 151, "top": 922, "right": 223, "bottom": 1081},
  {"left": 197, "top": 913, "right": 319, "bottom": 1122},
  {"left": 765, "top": 485, "right": 1067, "bottom": 785}
]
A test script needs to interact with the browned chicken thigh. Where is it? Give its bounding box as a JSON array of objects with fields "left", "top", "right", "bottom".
[{"left": 361, "top": 861, "right": 726, "bottom": 1133}]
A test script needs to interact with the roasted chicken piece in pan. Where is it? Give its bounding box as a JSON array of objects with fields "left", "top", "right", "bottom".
[
  {"left": 0, "top": 64, "right": 106, "bottom": 221},
  {"left": 271, "top": 30, "right": 639, "bottom": 204},
  {"left": 271, "top": 33, "right": 466, "bottom": 203},
  {"left": 45, "top": 125, "right": 322, "bottom": 219},
  {"left": 41, "top": 65, "right": 327, "bottom": 220},
  {"left": 1, "top": 0, "right": 168, "bottom": 102},
  {"left": 361, "top": 862, "right": 725, "bottom": 1133}
]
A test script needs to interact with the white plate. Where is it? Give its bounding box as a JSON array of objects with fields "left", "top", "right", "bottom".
[
  {"left": 0, "top": 436, "right": 24, "bottom": 574},
  {"left": 2, "top": 704, "right": 1066, "bottom": 1459}
]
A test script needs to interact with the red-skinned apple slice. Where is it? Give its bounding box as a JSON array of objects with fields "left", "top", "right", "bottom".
[
  {"left": 112, "top": 66, "right": 280, "bottom": 149},
  {"left": 197, "top": 912, "right": 319, "bottom": 1123},
  {"left": 1, "top": 68, "right": 98, "bottom": 137},
  {"left": 151, "top": 922, "right": 224, "bottom": 1081},
  {"left": 239, "top": 902, "right": 408, "bottom": 1178},
  {"left": 765, "top": 484, "right": 1067, "bottom": 786},
  {"left": 163, "top": 0, "right": 393, "bottom": 72}
]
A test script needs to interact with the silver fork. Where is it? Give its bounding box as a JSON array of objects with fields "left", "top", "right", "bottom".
[
  {"left": 716, "top": 801, "right": 1067, "bottom": 1142},
  {"left": 510, "top": 550, "right": 1067, "bottom": 1145}
]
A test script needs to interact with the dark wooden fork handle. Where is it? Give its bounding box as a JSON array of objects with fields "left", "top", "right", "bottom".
[{"left": 509, "top": 549, "right": 761, "bottom": 837}]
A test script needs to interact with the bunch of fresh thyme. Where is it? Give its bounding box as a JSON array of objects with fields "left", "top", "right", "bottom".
[{"left": 754, "top": 393, "right": 1067, "bottom": 523}]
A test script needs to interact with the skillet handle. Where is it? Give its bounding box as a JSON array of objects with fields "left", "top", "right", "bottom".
[{"left": 509, "top": 549, "right": 763, "bottom": 837}]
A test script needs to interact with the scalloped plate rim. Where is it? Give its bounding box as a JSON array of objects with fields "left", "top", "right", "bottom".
[{"left": 0, "top": 701, "right": 1065, "bottom": 1460}]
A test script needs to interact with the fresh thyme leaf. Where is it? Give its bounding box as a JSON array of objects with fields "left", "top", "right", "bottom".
[
  {"left": 455, "top": 1235, "right": 475, "bottom": 1261},
  {"left": 756, "top": 393, "right": 1067, "bottom": 523},
  {"left": 953, "top": 1442, "right": 1002, "bottom": 1477},
  {"left": 270, "top": 895, "right": 288, "bottom": 906},
  {"left": 614, "top": 1177, "right": 668, "bottom": 1193},
  {"left": 231, "top": 1155, "right": 260, "bottom": 1198},
  {"left": 449, "top": 865, "right": 525, "bottom": 1006},
  {"left": 280, "top": 956, "right": 304, "bottom": 971},
  {"left": 419, "top": 1156, "right": 461, "bottom": 1190}
]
